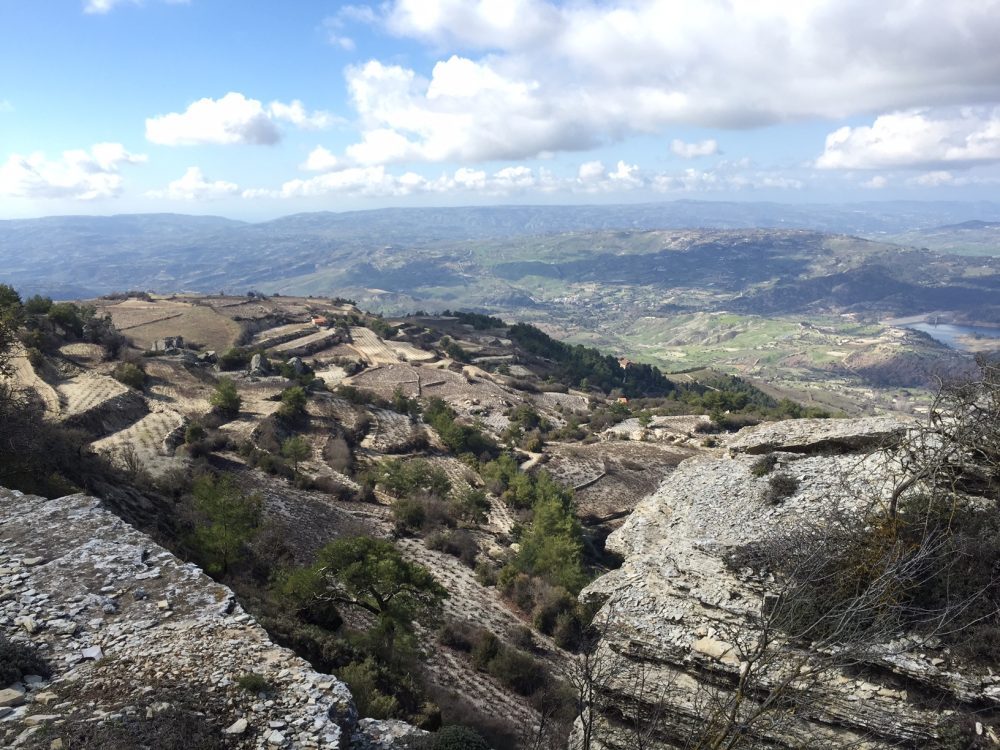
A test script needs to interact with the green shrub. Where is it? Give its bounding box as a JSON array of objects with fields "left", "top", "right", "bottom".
[
  {"left": 218, "top": 347, "right": 252, "bottom": 371},
  {"left": 112, "top": 362, "right": 146, "bottom": 390},
  {"left": 340, "top": 659, "right": 402, "bottom": 719},
  {"left": 452, "top": 487, "right": 490, "bottom": 524},
  {"left": 423, "top": 399, "right": 498, "bottom": 459},
  {"left": 426, "top": 529, "right": 478, "bottom": 567},
  {"left": 0, "top": 635, "right": 50, "bottom": 685},
  {"left": 437, "top": 620, "right": 477, "bottom": 653},
  {"left": 531, "top": 587, "right": 577, "bottom": 634},
  {"left": 394, "top": 497, "right": 428, "bottom": 534},
  {"left": 210, "top": 377, "right": 241, "bottom": 417},
  {"left": 188, "top": 473, "right": 262, "bottom": 575},
  {"left": 47, "top": 302, "right": 84, "bottom": 337},
  {"left": 281, "top": 435, "right": 311, "bottom": 474},
  {"left": 278, "top": 386, "right": 308, "bottom": 419},
  {"left": 410, "top": 725, "right": 490, "bottom": 750},
  {"left": 750, "top": 453, "right": 779, "bottom": 477},
  {"left": 505, "top": 484, "right": 589, "bottom": 594},
  {"left": 23, "top": 294, "right": 53, "bottom": 315},
  {"left": 470, "top": 631, "right": 500, "bottom": 671},
  {"left": 236, "top": 672, "right": 272, "bottom": 694},
  {"left": 486, "top": 647, "right": 547, "bottom": 697},
  {"left": 378, "top": 459, "right": 452, "bottom": 499},
  {"left": 275, "top": 567, "right": 342, "bottom": 629},
  {"left": 184, "top": 423, "right": 206, "bottom": 444},
  {"left": 553, "top": 610, "right": 585, "bottom": 651},
  {"left": 765, "top": 472, "right": 799, "bottom": 504}
]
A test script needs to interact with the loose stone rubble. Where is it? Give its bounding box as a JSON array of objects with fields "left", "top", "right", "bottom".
[
  {"left": 578, "top": 417, "right": 1000, "bottom": 749},
  {"left": 0, "top": 487, "right": 412, "bottom": 749}
]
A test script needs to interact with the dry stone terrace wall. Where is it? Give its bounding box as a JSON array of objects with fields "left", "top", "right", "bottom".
[
  {"left": 579, "top": 417, "right": 1000, "bottom": 749},
  {"left": 0, "top": 488, "right": 417, "bottom": 749}
]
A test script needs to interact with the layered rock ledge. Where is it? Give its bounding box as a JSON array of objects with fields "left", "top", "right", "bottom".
[
  {"left": 580, "top": 417, "right": 1000, "bottom": 749},
  {"left": 0, "top": 488, "right": 417, "bottom": 749}
]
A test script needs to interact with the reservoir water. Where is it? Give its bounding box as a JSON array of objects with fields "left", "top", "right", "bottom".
[{"left": 902, "top": 322, "right": 1000, "bottom": 350}]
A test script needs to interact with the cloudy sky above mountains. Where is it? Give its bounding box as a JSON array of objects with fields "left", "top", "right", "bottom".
[{"left": 2, "top": 0, "right": 1000, "bottom": 218}]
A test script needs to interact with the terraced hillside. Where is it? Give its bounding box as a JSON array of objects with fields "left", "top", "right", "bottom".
[
  {"left": 7, "top": 290, "right": 985, "bottom": 749},
  {"left": 4, "top": 292, "right": 750, "bottom": 746}
]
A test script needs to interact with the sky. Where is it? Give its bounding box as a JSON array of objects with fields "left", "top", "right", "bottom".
[{"left": 2, "top": 0, "right": 1000, "bottom": 220}]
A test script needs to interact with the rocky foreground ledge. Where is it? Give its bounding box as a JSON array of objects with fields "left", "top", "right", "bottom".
[
  {"left": 0, "top": 488, "right": 419, "bottom": 749},
  {"left": 580, "top": 416, "right": 1000, "bottom": 749}
]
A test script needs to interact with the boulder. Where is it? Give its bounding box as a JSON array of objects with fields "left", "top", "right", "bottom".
[{"left": 250, "top": 353, "right": 270, "bottom": 375}]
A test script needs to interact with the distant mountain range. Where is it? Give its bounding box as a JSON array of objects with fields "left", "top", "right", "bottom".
[{"left": 1, "top": 201, "right": 998, "bottom": 324}]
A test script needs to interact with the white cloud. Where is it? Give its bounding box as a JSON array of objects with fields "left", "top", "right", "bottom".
[
  {"left": 651, "top": 160, "right": 803, "bottom": 193},
  {"left": 84, "top": 0, "right": 188, "bottom": 14},
  {"left": 323, "top": 0, "right": 1000, "bottom": 165},
  {"left": 577, "top": 160, "right": 605, "bottom": 183},
  {"left": 270, "top": 163, "right": 556, "bottom": 199},
  {"left": 268, "top": 100, "right": 337, "bottom": 130},
  {"left": 0, "top": 100, "right": 12, "bottom": 113},
  {"left": 301, "top": 146, "right": 342, "bottom": 172},
  {"left": 146, "top": 167, "right": 239, "bottom": 200},
  {"left": 260, "top": 157, "right": 803, "bottom": 200},
  {"left": 0, "top": 143, "right": 146, "bottom": 200},
  {"left": 322, "top": 5, "right": 379, "bottom": 50},
  {"left": 146, "top": 92, "right": 334, "bottom": 146},
  {"left": 575, "top": 159, "right": 642, "bottom": 192},
  {"left": 670, "top": 138, "right": 719, "bottom": 158},
  {"left": 910, "top": 171, "right": 954, "bottom": 187},
  {"left": 817, "top": 108, "right": 1000, "bottom": 169},
  {"left": 861, "top": 175, "right": 889, "bottom": 189},
  {"left": 342, "top": 57, "right": 572, "bottom": 165},
  {"left": 278, "top": 166, "right": 416, "bottom": 198},
  {"left": 452, "top": 167, "right": 487, "bottom": 189},
  {"left": 905, "top": 170, "right": 1000, "bottom": 187}
]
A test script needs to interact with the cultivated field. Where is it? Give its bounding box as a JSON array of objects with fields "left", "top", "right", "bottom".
[
  {"left": 348, "top": 326, "right": 402, "bottom": 364},
  {"left": 92, "top": 408, "right": 187, "bottom": 478},
  {"left": 57, "top": 372, "right": 130, "bottom": 417},
  {"left": 98, "top": 298, "right": 242, "bottom": 352}
]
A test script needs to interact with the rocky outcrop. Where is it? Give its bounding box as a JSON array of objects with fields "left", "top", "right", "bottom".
[
  {"left": 578, "top": 417, "right": 999, "bottom": 749},
  {"left": 726, "top": 415, "right": 908, "bottom": 455},
  {"left": 0, "top": 488, "right": 389, "bottom": 749}
]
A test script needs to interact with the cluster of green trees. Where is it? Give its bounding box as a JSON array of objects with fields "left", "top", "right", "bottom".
[
  {"left": 438, "top": 335, "right": 469, "bottom": 363},
  {"left": 423, "top": 398, "right": 498, "bottom": 460},
  {"left": 1, "top": 285, "right": 125, "bottom": 360},
  {"left": 508, "top": 322, "right": 675, "bottom": 397},
  {"left": 486, "top": 462, "right": 590, "bottom": 592},
  {"left": 473, "top": 453, "right": 597, "bottom": 651},
  {"left": 440, "top": 310, "right": 505, "bottom": 330},
  {"left": 374, "top": 458, "right": 452, "bottom": 499}
]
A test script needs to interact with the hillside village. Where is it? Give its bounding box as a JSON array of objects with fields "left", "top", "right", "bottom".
[{"left": 0, "top": 289, "right": 998, "bottom": 749}]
